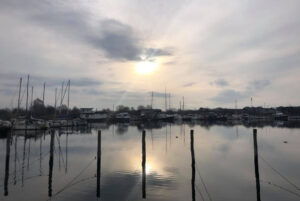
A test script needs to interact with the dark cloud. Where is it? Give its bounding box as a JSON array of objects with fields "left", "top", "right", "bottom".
[
  {"left": 150, "top": 91, "right": 168, "bottom": 98},
  {"left": 89, "top": 19, "right": 142, "bottom": 61},
  {"left": 210, "top": 79, "right": 229, "bottom": 87},
  {"left": 27, "top": 4, "right": 172, "bottom": 61},
  {"left": 183, "top": 82, "right": 196, "bottom": 87},
  {"left": 143, "top": 48, "right": 172, "bottom": 60}
]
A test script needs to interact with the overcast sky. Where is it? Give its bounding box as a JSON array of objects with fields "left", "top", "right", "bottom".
[{"left": 0, "top": 0, "right": 300, "bottom": 110}]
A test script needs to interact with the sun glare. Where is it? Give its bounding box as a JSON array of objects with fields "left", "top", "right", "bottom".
[
  {"left": 136, "top": 61, "right": 158, "bottom": 75},
  {"left": 146, "top": 164, "right": 152, "bottom": 174}
]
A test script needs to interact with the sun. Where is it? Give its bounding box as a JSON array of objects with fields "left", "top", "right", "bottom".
[{"left": 136, "top": 61, "right": 158, "bottom": 75}]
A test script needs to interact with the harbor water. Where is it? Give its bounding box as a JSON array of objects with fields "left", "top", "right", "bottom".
[{"left": 1, "top": 123, "right": 300, "bottom": 201}]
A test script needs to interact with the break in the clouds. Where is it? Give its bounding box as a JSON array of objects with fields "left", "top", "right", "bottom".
[{"left": 0, "top": 0, "right": 299, "bottom": 109}]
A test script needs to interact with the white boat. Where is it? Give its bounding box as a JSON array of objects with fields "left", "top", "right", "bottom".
[
  {"left": 115, "top": 112, "right": 130, "bottom": 122},
  {"left": 12, "top": 119, "right": 49, "bottom": 130},
  {"left": 273, "top": 112, "right": 288, "bottom": 121},
  {"left": 80, "top": 108, "right": 108, "bottom": 122}
]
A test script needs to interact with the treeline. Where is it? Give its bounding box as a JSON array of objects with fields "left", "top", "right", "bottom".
[
  {"left": 1, "top": 99, "right": 300, "bottom": 121},
  {"left": 106, "top": 105, "right": 300, "bottom": 117},
  {"left": 0, "top": 98, "right": 80, "bottom": 120}
]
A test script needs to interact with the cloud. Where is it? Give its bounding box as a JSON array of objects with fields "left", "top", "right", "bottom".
[
  {"left": 210, "top": 79, "right": 228, "bottom": 87},
  {"left": 0, "top": 88, "right": 17, "bottom": 96},
  {"left": 211, "top": 80, "right": 271, "bottom": 104},
  {"left": 247, "top": 80, "right": 270, "bottom": 91},
  {"left": 143, "top": 48, "right": 172, "bottom": 61},
  {"left": 28, "top": 6, "right": 172, "bottom": 62},
  {"left": 210, "top": 89, "right": 246, "bottom": 104},
  {"left": 89, "top": 19, "right": 142, "bottom": 61},
  {"left": 70, "top": 78, "right": 102, "bottom": 87},
  {"left": 0, "top": 0, "right": 299, "bottom": 108},
  {"left": 183, "top": 82, "right": 196, "bottom": 87},
  {"left": 150, "top": 91, "right": 168, "bottom": 98},
  {"left": 0, "top": 73, "right": 102, "bottom": 92}
]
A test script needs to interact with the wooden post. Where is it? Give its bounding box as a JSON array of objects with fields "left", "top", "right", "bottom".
[
  {"left": 97, "top": 130, "right": 101, "bottom": 198},
  {"left": 4, "top": 133, "right": 11, "bottom": 196},
  {"left": 142, "top": 130, "right": 146, "bottom": 199},
  {"left": 253, "top": 129, "right": 261, "bottom": 201},
  {"left": 48, "top": 130, "right": 55, "bottom": 197},
  {"left": 190, "top": 130, "right": 195, "bottom": 201}
]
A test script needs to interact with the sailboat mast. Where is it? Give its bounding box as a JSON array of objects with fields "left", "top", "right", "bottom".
[
  {"left": 151, "top": 91, "right": 153, "bottom": 109},
  {"left": 60, "top": 81, "right": 64, "bottom": 114},
  {"left": 25, "top": 75, "right": 30, "bottom": 116},
  {"left": 42, "top": 82, "right": 46, "bottom": 106},
  {"left": 17, "top": 77, "right": 22, "bottom": 113},
  {"left": 54, "top": 88, "right": 57, "bottom": 119},
  {"left": 165, "top": 88, "right": 167, "bottom": 111},
  {"left": 67, "top": 80, "right": 70, "bottom": 113},
  {"left": 30, "top": 86, "right": 34, "bottom": 110},
  {"left": 169, "top": 93, "right": 171, "bottom": 110}
]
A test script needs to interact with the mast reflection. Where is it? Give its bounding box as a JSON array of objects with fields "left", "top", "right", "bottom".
[
  {"left": 48, "top": 130, "right": 55, "bottom": 197},
  {"left": 190, "top": 130, "right": 196, "bottom": 201},
  {"left": 4, "top": 133, "right": 11, "bottom": 196},
  {"left": 253, "top": 129, "right": 261, "bottom": 201},
  {"left": 97, "top": 130, "right": 101, "bottom": 198},
  {"left": 142, "top": 130, "right": 146, "bottom": 199}
]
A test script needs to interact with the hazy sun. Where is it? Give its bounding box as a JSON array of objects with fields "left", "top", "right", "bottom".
[{"left": 136, "top": 61, "right": 158, "bottom": 75}]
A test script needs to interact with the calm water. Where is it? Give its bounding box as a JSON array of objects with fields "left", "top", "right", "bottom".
[{"left": 1, "top": 123, "right": 300, "bottom": 201}]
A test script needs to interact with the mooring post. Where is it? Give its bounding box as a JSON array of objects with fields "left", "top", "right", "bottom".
[
  {"left": 97, "top": 130, "right": 101, "bottom": 198},
  {"left": 48, "top": 130, "right": 55, "bottom": 197},
  {"left": 253, "top": 129, "right": 261, "bottom": 201},
  {"left": 142, "top": 130, "right": 146, "bottom": 199},
  {"left": 4, "top": 132, "right": 11, "bottom": 196},
  {"left": 190, "top": 129, "right": 196, "bottom": 201}
]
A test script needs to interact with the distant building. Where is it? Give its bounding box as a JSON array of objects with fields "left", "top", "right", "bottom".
[{"left": 80, "top": 108, "right": 108, "bottom": 122}]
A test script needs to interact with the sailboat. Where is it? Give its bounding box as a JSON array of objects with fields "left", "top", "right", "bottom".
[{"left": 12, "top": 75, "right": 49, "bottom": 131}]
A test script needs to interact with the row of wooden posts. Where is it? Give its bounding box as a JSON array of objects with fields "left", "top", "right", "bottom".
[
  {"left": 95, "top": 128, "right": 260, "bottom": 200},
  {"left": 3, "top": 128, "right": 260, "bottom": 201}
]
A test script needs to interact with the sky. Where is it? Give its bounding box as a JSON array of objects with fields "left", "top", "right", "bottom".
[{"left": 0, "top": 0, "right": 300, "bottom": 110}]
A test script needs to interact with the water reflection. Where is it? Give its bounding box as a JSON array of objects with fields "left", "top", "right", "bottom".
[
  {"left": 190, "top": 130, "right": 195, "bottom": 201},
  {"left": 142, "top": 130, "right": 146, "bottom": 199},
  {"left": 1, "top": 123, "right": 300, "bottom": 201},
  {"left": 4, "top": 132, "right": 11, "bottom": 196},
  {"left": 97, "top": 130, "right": 101, "bottom": 198},
  {"left": 48, "top": 130, "right": 54, "bottom": 197},
  {"left": 253, "top": 129, "right": 261, "bottom": 201}
]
